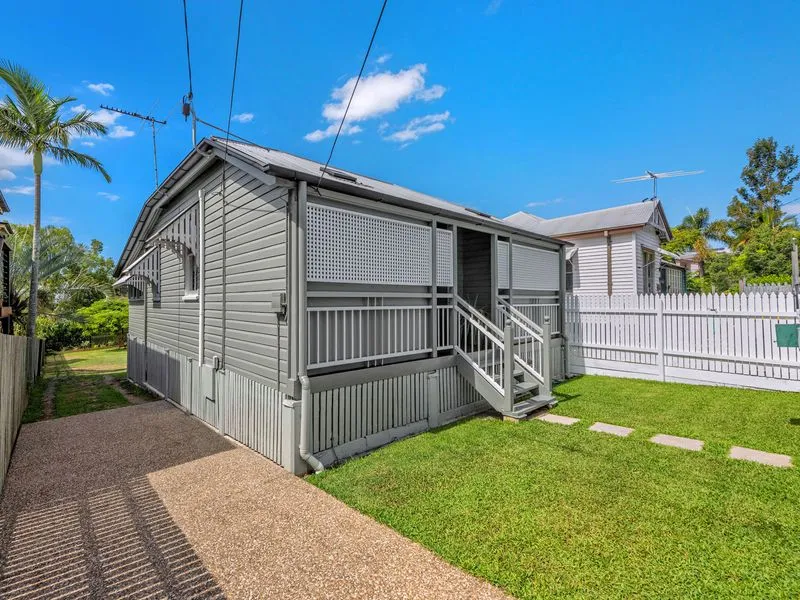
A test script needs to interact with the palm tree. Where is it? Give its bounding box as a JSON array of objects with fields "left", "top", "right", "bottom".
[
  {"left": 0, "top": 61, "right": 111, "bottom": 342},
  {"left": 679, "top": 208, "right": 731, "bottom": 277}
]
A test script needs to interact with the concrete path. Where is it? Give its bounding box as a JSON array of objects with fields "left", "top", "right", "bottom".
[{"left": 0, "top": 401, "right": 508, "bottom": 600}]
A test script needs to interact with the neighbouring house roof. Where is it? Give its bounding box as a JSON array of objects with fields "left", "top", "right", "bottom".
[
  {"left": 116, "top": 137, "right": 569, "bottom": 275},
  {"left": 0, "top": 190, "right": 9, "bottom": 214},
  {"left": 505, "top": 199, "right": 672, "bottom": 240},
  {"left": 0, "top": 221, "right": 12, "bottom": 238},
  {"left": 677, "top": 247, "right": 731, "bottom": 262}
]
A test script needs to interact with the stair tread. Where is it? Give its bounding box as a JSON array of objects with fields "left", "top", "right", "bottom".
[
  {"left": 507, "top": 396, "right": 557, "bottom": 418},
  {"left": 514, "top": 380, "right": 538, "bottom": 395}
]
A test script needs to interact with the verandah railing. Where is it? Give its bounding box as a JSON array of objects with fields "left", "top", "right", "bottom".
[
  {"left": 497, "top": 297, "right": 551, "bottom": 394},
  {"left": 307, "top": 297, "right": 454, "bottom": 369}
]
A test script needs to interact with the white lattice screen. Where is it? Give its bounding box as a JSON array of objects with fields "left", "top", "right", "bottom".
[
  {"left": 436, "top": 228, "right": 453, "bottom": 287},
  {"left": 497, "top": 241, "right": 509, "bottom": 288},
  {"left": 512, "top": 243, "right": 559, "bottom": 291},
  {"left": 307, "top": 203, "right": 432, "bottom": 286}
]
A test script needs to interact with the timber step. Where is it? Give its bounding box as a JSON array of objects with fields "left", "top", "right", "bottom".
[{"left": 507, "top": 396, "right": 558, "bottom": 420}]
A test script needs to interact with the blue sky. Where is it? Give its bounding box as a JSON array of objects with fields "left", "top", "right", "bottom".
[{"left": 2, "top": 0, "right": 800, "bottom": 261}]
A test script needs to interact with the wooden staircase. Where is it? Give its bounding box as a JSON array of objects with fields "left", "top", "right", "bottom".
[{"left": 453, "top": 296, "right": 556, "bottom": 420}]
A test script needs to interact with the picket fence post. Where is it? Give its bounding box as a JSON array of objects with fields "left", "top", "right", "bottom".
[{"left": 655, "top": 294, "right": 665, "bottom": 382}]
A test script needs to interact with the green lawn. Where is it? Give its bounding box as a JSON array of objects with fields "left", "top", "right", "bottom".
[
  {"left": 22, "top": 346, "right": 154, "bottom": 423},
  {"left": 311, "top": 376, "right": 800, "bottom": 599}
]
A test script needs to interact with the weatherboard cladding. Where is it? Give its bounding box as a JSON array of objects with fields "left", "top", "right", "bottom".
[
  {"left": 635, "top": 225, "right": 662, "bottom": 293},
  {"left": 201, "top": 167, "right": 288, "bottom": 388}
]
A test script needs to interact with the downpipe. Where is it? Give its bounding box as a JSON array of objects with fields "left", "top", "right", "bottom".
[{"left": 299, "top": 375, "right": 324, "bottom": 473}]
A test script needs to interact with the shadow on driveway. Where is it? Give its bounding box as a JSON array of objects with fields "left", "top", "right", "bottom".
[{"left": 0, "top": 401, "right": 231, "bottom": 599}]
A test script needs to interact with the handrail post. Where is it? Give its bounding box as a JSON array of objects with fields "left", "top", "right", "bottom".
[
  {"left": 504, "top": 323, "right": 515, "bottom": 412},
  {"left": 542, "top": 315, "right": 552, "bottom": 397}
]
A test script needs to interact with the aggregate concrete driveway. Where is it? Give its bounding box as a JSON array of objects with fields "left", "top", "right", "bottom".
[{"left": 0, "top": 401, "right": 508, "bottom": 599}]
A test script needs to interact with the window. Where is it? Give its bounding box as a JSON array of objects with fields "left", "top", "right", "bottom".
[
  {"left": 642, "top": 249, "right": 656, "bottom": 293},
  {"left": 128, "top": 283, "right": 143, "bottom": 302},
  {"left": 184, "top": 254, "right": 200, "bottom": 300},
  {"left": 565, "top": 259, "right": 574, "bottom": 292}
]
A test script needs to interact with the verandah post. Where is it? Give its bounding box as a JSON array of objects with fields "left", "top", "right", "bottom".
[{"left": 542, "top": 315, "right": 552, "bottom": 397}]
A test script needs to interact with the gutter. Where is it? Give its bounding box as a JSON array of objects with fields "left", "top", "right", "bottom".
[{"left": 295, "top": 179, "right": 324, "bottom": 473}]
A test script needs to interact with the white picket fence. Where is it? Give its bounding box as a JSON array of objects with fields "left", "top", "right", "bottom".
[{"left": 564, "top": 292, "right": 800, "bottom": 391}]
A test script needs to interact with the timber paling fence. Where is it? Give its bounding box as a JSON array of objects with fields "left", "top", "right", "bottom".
[
  {"left": 565, "top": 292, "right": 800, "bottom": 392},
  {"left": 1, "top": 334, "right": 44, "bottom": 492}
]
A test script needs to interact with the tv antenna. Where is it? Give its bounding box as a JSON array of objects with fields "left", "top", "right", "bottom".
[
  {"left": 100, "top": 105, "right": 167, "bottom": 188},
  {"left": 612, "top": 169, "right": 703, "bottom": 199}
]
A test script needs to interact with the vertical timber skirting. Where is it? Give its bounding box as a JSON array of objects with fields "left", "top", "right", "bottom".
[
  {"left": 311, "top": 365, "right": 488, "bottom": 467},
  {"left": 127, "top": 342, "right": 286, "bottom": 467}
]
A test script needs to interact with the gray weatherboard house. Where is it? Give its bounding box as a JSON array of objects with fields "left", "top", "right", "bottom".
[{"left": 115, "top": 138, "right": 569, "bottom": 474}]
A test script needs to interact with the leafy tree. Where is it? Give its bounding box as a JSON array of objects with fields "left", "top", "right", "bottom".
[
  {"left": 727, "top": 137, "right": 800, "bottom": 245},
  {"left": 0, "top": 60, "right": 111, "bottom": 343},
  {"left": 663, "top": 207, "right": 730, "bottom": 276},
  {"left": 736, "top": 224, "right": 800, "bottom": 279},
  {"left": 8, "top": 225, "right": 116, "bottom": 330},
  {"left": 76, "top": 298, "right": 128, "bottom": 346}
]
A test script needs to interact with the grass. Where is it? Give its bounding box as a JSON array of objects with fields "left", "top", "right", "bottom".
[
  {"left": 550, "top": 376, "right": 800, "bottom": 458},
  {"left": 311, "top": 376, "right": 800, "bottom": 599},
  {"left": 22, "top": 346, "right": 155, "bottom": 423}
]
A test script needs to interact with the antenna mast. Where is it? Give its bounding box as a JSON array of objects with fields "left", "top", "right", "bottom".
[
  {"left": 100, "top": 105, "right": 167, "bottom": 188},
  {"left": 612, "top": 169, "right": 704, "bottom": 199}
]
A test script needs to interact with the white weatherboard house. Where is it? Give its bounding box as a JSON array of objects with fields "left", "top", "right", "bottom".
[
  {"left": 505, "top": 199, "right": 686, "bottom": 295},
  {"left": 115, "top": 138, "right": 570, "bottom": 474}
]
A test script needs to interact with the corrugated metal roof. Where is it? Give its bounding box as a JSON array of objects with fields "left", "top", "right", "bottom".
[
  {"left": 505, "top": 199, "right": 662, "bottom": 237},
  {"left": 0, "top": 190, "right": 9, "bottom": 214},
  {"left": 212, "top": 137, "right": 565, "bottom": 244}
]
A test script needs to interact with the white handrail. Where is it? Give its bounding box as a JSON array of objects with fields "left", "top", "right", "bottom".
[
  {"left": 497, "top": 297, "right": 544, "bottom": 337},
  {"left": 453, "top": 304, "right": 507, "bottom": 397}
]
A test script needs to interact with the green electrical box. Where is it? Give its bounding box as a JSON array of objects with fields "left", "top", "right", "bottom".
[{"left": 776, "top": 324, "right": 800, "bottom": 348}]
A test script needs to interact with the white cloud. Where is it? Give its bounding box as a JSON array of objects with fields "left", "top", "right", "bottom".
[
  {"left": 97, "top": 192, "right": 120, "bottom": 202},
  {"left": 45, "top": 215, "right": 69, "bottom": 225},
  {"left": 527, "top": 198, "right": 564, "bottom": 208},
  {"left": 81, "top": 141, "right": 96, "bottom": 147},
  {"left": 2, "top": 185, "right": 35, "bottom": 196},
  {"left": 87, "top": 82, "right": 114, "bottom": 96},
  {"left": 306, "top": 64, "right": 446, "bottom": 142},
  {"left": 384, "top": 111, "right": 452, "bottom": 144},
  {"left": 231, "top": 112, "right": 254, "bottom": 123},
  {"left": 108, "top": 125, "right": 135, "bottom": 139},
  {"left": 71, "top": 104, "right": 120, "bottom": 127},
  {"left": 375, "top": 53, "right": 392, "bottom": 65},
  {"left": 304, "top": 123, "right": 363, "bottom": 143},
  {"left": 485, "top": 0, "right": 503, "bottom": 15},
  {"left": 0, "top": 169, "right": 15, "bottom": 181}
]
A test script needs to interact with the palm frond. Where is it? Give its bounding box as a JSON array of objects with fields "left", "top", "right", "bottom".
[
  {"left": 0, "top": 104, "right": 32, "bottom": 149},
  {"left": 51, "top": 110, "right": 107, "bottom": 143},
  {"left": 0, "top": 61, "right": 47, "bottom": 115},
  {"left": 43, "top": 144, "right": 111, "bottom": 182}
]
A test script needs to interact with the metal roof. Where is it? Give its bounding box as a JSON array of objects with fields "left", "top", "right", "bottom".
[
  {"left": 116, "top": 137, "right": 568, "bottom": 274},
  {"left": 0, "top": 190, "right": 9, "bottom": 214},
  {"left": 213, "top": 137, "right": 566, "bottom": 245},
  {"left": 505, "top": 199, "right": 666, "bottom": 238}
]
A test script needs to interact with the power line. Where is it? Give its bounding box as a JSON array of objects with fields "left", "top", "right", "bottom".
[
  {"left": 195, "top": 116, "right": 260, "bottom": 146},
  {"left": 222, "top": 0, "right": 246, "bottom": 163},
  {"left": 182, "top": 0, "right": 194, "bottom": 98},
  {"left": 315, "top": 0, "right": 388, "bottom": 191}
]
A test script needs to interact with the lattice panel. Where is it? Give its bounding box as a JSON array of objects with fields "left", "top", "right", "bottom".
[
  {"left": 436, "top": 228, "right": 453, "bottom": 287},
  {"left": 153, "top": 203, "right": 199, "bottom": 257},
  {"left": 307, "top": 203, "right": 432, "bottom": 286},
  {"left": 512, "top": 243, "right": 559, "bottom": 291},
  {"left": 497, "top": 241, "right": 510, "bottom": 289}
]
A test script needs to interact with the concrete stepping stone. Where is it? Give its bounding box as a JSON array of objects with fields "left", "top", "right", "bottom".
[
  {"left": 536, "top": 414, "right": 579, "bottom": 426},
  {"left": 650, "top": 434, "right": 704, "bottom": 452},
  {"left": 729, "top": 446, "right": 793, "bottom": 468},
  {"left": 589, "top": 422, "right": 633, "bottom": 437}
]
